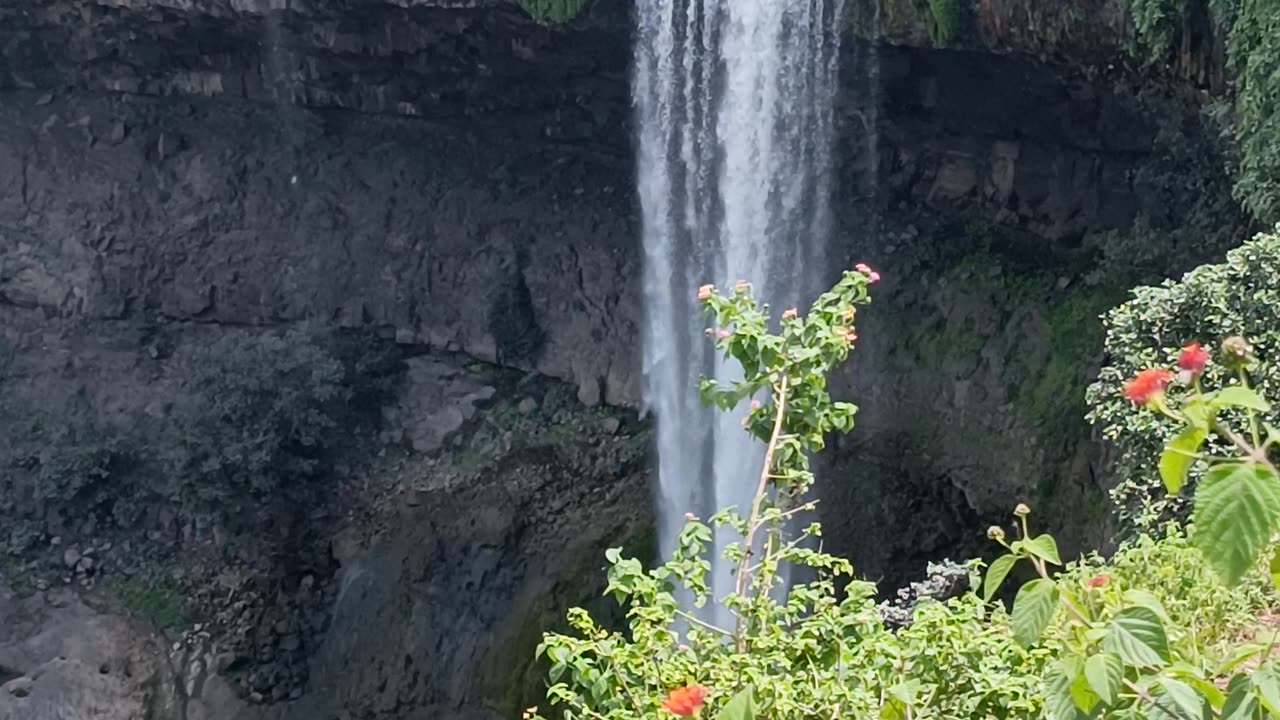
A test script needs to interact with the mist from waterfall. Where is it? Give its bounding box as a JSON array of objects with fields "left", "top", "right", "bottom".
[{"left": 635, "top": 0, "right": 846, "bottom": 624}]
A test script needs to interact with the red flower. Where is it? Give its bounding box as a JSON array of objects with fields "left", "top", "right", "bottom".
[
  {"left": 1176, "top": 341, "right": 1210, "bottom": 375},
  {"left": 663, "top": 686, "right": 707, "bottom": 717},
  {"left": 1085, "top": 574, "right": 1110, "bottom": 589},
  {"left": 1123, "top": 369, "right": 1173, "bottom": 405}
]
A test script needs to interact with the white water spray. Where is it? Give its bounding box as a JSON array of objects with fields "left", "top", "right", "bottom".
[{"left": 636, "top": 0, "right": 845, "bottom": 623}]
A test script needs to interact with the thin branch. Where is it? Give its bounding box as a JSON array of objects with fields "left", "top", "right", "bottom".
[
  {"left": 674, "top": 609, "right": 735, "bottom": 638},
  {"left": 733, "top": 375, "right": 790, "bottom": 649}
]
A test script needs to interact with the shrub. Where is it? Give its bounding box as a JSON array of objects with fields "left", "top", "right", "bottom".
[
  {"left": 166, "top": 329, "right": 345, "bottom": 508},
  {"left": 1129, "top": 0, "right": 1280, "bottom": 225},
  {"left": 1086, "top": 229, "right": 1280, "bottom": 527},
  {"left": 33, "top": 405, "right": 126, "bottom": 506},
  {"left": 532, "top": 263, "right": 1280, "bottom": 720}
]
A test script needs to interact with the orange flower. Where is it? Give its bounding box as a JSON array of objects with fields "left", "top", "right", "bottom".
[
  {"left": 1084, "top": 574, "right": 1110, "bottom": 589},
  {"left": 1123, "top": 369, "right": 1173, "bottom": 405},
  {"left": 697, "top": 284, "right": 714, "bottom": 301},
  {"left": 1176, "top": 341, "right": 1210, "bottom": 375},
  {"left": 835, "top": 327, "right": 857, "bottom": 345},
  {"left": 662, "top": 686, "right": 707, "bottom": 717}
]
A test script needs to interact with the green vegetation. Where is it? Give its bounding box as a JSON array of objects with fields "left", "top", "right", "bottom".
[
  {"left": 518, "top": 0, "right": 590, "bottom": 25},
  {"left": 165, "top": 329, "right": 346, "bottom": 511},
  {"left": 530, "top": 258, "right": 1280, "bottom": 720},
  {"left": 1088, "top": 229, "right": 1280, "bottom": 529},
  {"left": 115, "top": 577, "right": 189, "bottom": 632},
  {"left": 921, "top": 0, "right": 963, "bottom": 45},
  {"left": 1130, "top": 0, "right": 1280, "bottom": 224}
]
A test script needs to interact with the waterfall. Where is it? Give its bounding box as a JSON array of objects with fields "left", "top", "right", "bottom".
[{"left": 635, "top": 0, "right": 846, "bottom": 623}]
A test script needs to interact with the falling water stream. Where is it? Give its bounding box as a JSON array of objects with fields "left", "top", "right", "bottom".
[{"left": 636, "top": 0, "right": 846, "bottom": 625}]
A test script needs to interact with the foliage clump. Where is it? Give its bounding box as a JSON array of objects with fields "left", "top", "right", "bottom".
[
  {"left": 531, "top": 257, "right": 1280, "bottom": 720},
  {"left": 1087, "top": 229, "right": 1280, "bottom": 527},
  {"left": 165, "top": 329, "right": 346, "bottom": 512},
  {"left": 518, "top": 0, "right": 589, "bottom": 24},
  {"left": 1129, "top": 0, "right": 1280, "bottom": 225}
]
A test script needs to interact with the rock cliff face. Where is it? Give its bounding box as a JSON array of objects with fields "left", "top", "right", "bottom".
[{"left": 0, "top": 0, "right": 1246, "bottom": 717}]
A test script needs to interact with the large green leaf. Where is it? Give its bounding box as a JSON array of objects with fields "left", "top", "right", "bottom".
[
  {"left": 1122, "top": 589, "right": 1171, "bottom": 623},
  {"left": 1252, "top": 665, "right": 1280, "bottom": 715},
  {"left": 1069, "top": 671, "right": 1101, "bottom": 714},
  {"left": 1159, "top": 426, "right": 1207, "bottom": 494},
  {"left": 1103, "top": 606, "right": 1170, "bottom": 668},
  {"left": 1085, "top": 652, "right": 1124, "bottom": 705},
  {"left": 1011, "top": 578, "right": 1058, "bottom": 648},
  {"left": 1193, "top": 461, "right": 1280, "bottom": 586},
  {"left": 1215, "top": 386, "right": 1272, "bottom": 412},
  {"left": 716, "top": 686, "right": 756, "bottom": 720},
  {"left": 1221, "top": 674, "right": 1258, "bottom": 720},
  {"left": 1045, "top": 662, "right": 1089, "bottom": 720},
  {"left": 1150, "top": 678, "right": 1204, "bottom": 720},
  {"left": 1025, "top": 534, "right": 1062, "bottom": 566},
  {"left": 983, "top": 554, "right": 1017, "bottom": 601}
]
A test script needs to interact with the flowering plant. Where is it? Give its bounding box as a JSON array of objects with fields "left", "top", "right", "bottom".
[
  {"left": 530, "top": 266, "right": 1280, "bottom": 720},
  {"left": 979, "top": 335, "right": 1280, "bottom": 719}
]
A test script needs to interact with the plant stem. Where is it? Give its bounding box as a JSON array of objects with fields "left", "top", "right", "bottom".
[
  {"left": 674, "top": 609, "right": 735, "bottom": 638},
  {"left": 734, "top": 374, "right": 790, "bottom": 649}
]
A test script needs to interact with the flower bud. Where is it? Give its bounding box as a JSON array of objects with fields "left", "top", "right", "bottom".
[
  {"left": 696, "top": 284, "right": 714, "bottom": 302},
  {"left": 1013, "top": 503, "right": 1031, "bottom": 518},
  {"left": 684, "top": 512, "right": 697, "bottom": 521},
  {"left": 677, "top": 644, "right": 691, "bottom": 653},
  {"left": 782, "top": 307, "right": 798, "bottom": 320},
  {"left": 986, "top": 526, "right": 1005, "bottom": 541},
  {"left": 1221, "top": 335, "right": 1255, "bottom": 370}
]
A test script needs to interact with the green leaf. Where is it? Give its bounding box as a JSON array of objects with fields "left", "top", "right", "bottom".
[
  {"left": 1085, "top": 652, "right": 1124, "bottom": 705},
  {"left": 888, "top": 680, "right": 924, "bottom": 705},
  {"left": 1151, "top": 678, "right": 1204, "bottom": 720},
  {"left": 1215, "top": 386, "right": 1272, "bottom": 412},
  {"left": 1183, "top": 398, "right": 1216, "bottom": 431},
  {"left": 1103, "top": 606, "right": 1170, "bottom": 668},
  {"left": 1252, "top": 666, "right": 1280, "bottom": 715},
  {"left": 1159, "top": 426, "right": 1207, "bottom": 494},
  {"left": 1271, "top": 546, "right": 1280, "bottom": 591},
  {"left": 1167, "top": 664, "right": 1226, "bottom": 709},
  {"left": 1221, "top": 674, "right": 1258, "bottom": 720},
  {"left": 1193, "top": 462, "right": 1280, "bottom": 586},
  {"left": 1011, "top": 578, "right": 1058, "bottom": 648},
  {"left": 1025, "top": 534, "right": 1062, "bottom": 566},
  {"left": 1045, "top": 662, "right": 1088, "bottom": 720},
  {"left": 716, "top": 685, "right": 755, "bottom": 720},
  {"left": 1122, "top": 589, "right": 1171, "bottom": 623},
  {"left": 983, "top": 554, "right": 1017, "bottom": 601},
  {"left": 1069, "top": 672, "right": 1101, "bottom": 714}
]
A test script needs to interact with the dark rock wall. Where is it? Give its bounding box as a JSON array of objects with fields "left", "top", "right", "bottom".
[{"left": 0, "top": 0, "right": 1247, "bottom": 714}]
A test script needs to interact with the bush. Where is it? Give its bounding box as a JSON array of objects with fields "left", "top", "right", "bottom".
[
  {"left": 532, "top": 264, "right": 1280, "bottom": 720},
  {"left": 166, "top": 329, "right": 346, "bottom": 508},
  {"left": 33, "top": 404, "right": 128, "bottom": 507},
  {"left": 1086, "top": 228, "right": 1280, "bottom": 527},
  {"left": 1129, "top": 0, "right": 1280, "bottom": 225}
]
